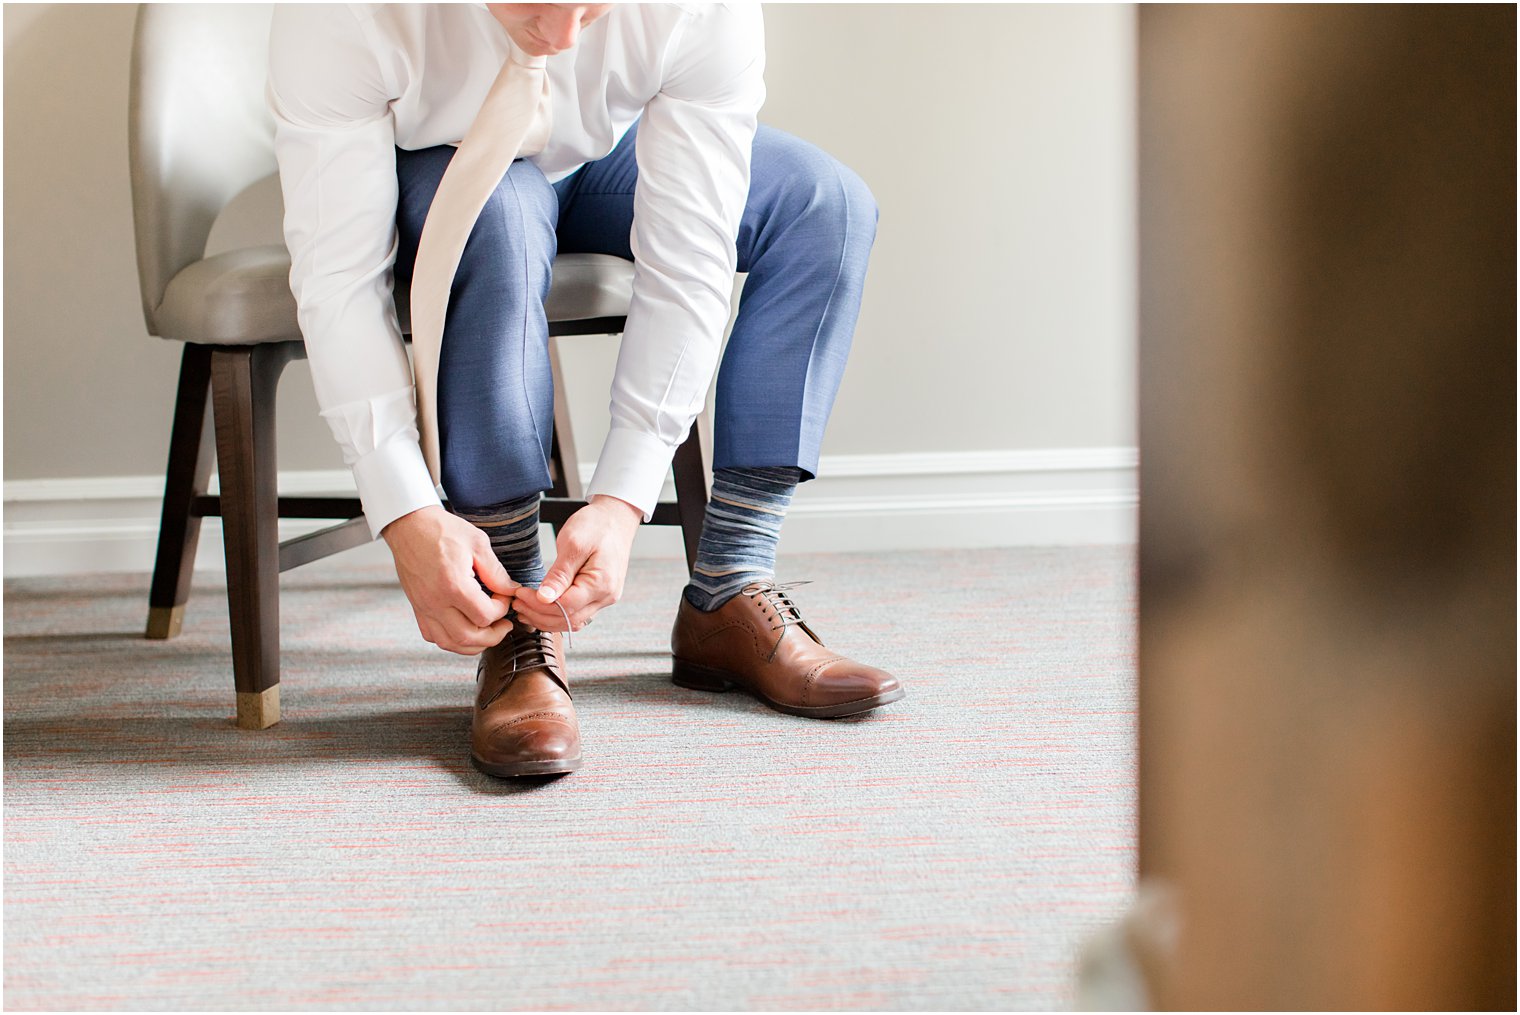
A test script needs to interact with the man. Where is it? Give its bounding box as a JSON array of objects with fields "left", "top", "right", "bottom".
[{"left": 267, "top": 2, "right": 903, "bottom": 779}]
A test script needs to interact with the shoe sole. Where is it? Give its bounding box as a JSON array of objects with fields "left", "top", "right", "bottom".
[
  {"left": 671, "top": 659, "right": 905, "bottom": 718},
  {"left": 470, "top": 754, "right": 582, "bottom": 778}
]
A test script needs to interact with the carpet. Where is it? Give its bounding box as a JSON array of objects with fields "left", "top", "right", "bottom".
[{"left": 4, "top": 546, "right": 1136, "bottom": 1010}]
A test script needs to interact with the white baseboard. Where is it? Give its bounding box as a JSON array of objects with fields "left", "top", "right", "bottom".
[{"left": 2, "top": 448, "right": 1137, "bottom": 579}]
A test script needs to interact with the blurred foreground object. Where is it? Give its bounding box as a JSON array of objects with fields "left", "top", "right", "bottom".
[{"left": 1136, "top": 4, "right": 1515, "bottom": 1009}]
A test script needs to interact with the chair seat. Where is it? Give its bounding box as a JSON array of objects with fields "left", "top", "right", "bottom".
[
  {"left": 156, "top": 245, "right": 301, "bottom": 345},
  {"left": 154, "top": 247, "right": 636, "bottom": 345}
]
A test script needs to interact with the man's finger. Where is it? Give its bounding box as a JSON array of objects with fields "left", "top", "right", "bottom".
[
  {"left": 551, "top": 575, "right": 598, "bottom": 616},
  {"left": 439, "top": 608, "right": 482, "bottom": 651},
  {"left": 520, "top": 586, "right": 608, "bottom": 633},
  {"left": 473, "top": 543, "right": 518, "bottom": 598},
  {"left": 453, "top": 578, "right": 511, "bottom": 628},
  {"left": 440, "top": 606, "right": 506, "bottom": 653},
  {"left": 510, "top": 599, "right": 569, "bottom": 632},
  {"left": 510, "top": 596, "right": 581, "bottom": 632},
  {"left": 417, "top": 615, "right": 440, "bottom": 646},
  {"left": 537, "top": 546, "right": 587, "bottom": 604}
]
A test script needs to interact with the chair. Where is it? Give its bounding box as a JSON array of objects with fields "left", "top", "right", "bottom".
[{"left": 129, "top": 4, "right": 711, "bottom": 731}]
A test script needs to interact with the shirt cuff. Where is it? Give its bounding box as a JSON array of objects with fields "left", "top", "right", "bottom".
[
  {"left": 584, "top": 427, "right": 678, "bottom": 523},
  {"left": 351, "top": 436, "right": 444, "bottom": 538}
]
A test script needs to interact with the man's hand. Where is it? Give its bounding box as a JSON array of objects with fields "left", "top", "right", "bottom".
[
  {"left": 382, "top": 505, "right": 518, "bottom": 655},
  {"left": 511, "top": 494, "right": 641, "bottom": 632}
]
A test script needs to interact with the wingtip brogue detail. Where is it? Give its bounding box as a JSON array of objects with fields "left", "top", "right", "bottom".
[
  {"left": 670, "top": 580, "right": 906, "bottom": 719},
  {"left": 471, "top": 618, "right": 582, "bottom": 777}
]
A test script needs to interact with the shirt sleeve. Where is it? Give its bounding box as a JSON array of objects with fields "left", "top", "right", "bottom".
[
  {"left": 267, "top": 4, "right": 442, "bottom": 538},
  {"left": 583, "top": 2, "right": 767, "bottom": 520}
]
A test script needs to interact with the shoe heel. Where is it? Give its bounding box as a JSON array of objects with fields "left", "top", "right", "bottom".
[{"left": 672, "top": 659, "right": 735, "bottom": 693}]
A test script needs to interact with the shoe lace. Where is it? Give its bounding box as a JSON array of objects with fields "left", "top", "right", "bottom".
[
  {"left": 480, "top": 616, "right": 568, "bottom": 707},
  {"left": 506, "top": 624, "right": 558, "bottom": 674},
  {"left": 739, "top": 579, "right": 814, "bottom": 634}
]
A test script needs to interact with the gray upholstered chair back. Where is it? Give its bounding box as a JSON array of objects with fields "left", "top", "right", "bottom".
[{"left": 128, "top": 3, "right": 277, "bottom": 336}]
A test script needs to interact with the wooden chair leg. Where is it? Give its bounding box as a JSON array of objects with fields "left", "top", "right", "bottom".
[
  {"left": 541, "top": 326, "right": 707, "bottom": 573},
  {"left": 146, "top": 344, "right": 215, "bottom": 639},
  {"left": 544, "top": 334, "right": 580, "bottom": 544},
  {"left": 210, "top": 343, "right": 294, "bottom": 730},
  {"left": 671, "top": 419, "right": 711, "bottom": 576},
  {"left": 546, "top": 333, "right": 584, "bottom": 501}
]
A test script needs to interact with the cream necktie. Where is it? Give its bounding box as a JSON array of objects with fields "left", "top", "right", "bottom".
[{"left": 409, "top": 48, "right": 553, "bottom": 485}]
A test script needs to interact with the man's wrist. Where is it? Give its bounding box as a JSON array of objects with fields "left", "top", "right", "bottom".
[
  {"left": 380, "top": 504, "right": 442, "bottom": 545},
  {"left": 589, "top": 493, "right": 642, "bottom": 527},
  {"left": 348, "top": 433, "right": 443, "bottom": 539}
]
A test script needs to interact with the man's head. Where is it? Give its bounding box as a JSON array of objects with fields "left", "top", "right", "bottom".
[{"left": 486, "top": 4, "right": 613, "bottom": 56}]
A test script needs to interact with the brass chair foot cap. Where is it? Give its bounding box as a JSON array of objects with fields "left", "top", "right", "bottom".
[
  {"left": 145, "top": 605, "right": 186, "bottom": 640},
  {"left": 236, "top": 686, "right": 280, "bottom": 729}
]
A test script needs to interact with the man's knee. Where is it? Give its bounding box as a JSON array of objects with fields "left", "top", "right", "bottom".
[
  {"left": 826, "top": 160, "right": 879, "bottom": 248},
  {"left": 435, "top": 161, "right": 557, "bottom": 363},
  {"left": 396, "top": 150, "right": 558, "bottom": 285},
  {"left": 754, "top": 133, "right": 879, "bottom": 254},
  {"left": 465, "top": 160, "right": 558, "bottom": 263}
]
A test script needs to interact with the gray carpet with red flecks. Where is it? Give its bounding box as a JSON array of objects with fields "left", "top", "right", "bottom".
[{"left": 4, "top": 546, "right": 1135, "bottom": 1010}]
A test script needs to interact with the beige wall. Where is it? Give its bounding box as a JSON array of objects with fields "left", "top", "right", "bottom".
[{"left": 2, "top": 3, "right": 1135, "bottom": 484}]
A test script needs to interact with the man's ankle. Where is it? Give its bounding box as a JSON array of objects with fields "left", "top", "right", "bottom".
[
  {"left": 455, "top": 492, "right": 545, "bottom": 587},
  {"left": 683, "top": 573, "right": 772, "bottom": 612}
]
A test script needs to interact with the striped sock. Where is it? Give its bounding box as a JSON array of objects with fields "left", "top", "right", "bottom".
[
  {"left": 683, "top": 466, "right": 801, "bottom": 612},
  {"left": 455, "top": 492, "right": 546, "bottom": 588}
]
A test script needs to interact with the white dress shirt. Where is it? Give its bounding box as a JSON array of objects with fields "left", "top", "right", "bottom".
[{"left": 266, "top": 3, "right": 766, "bottom": 537}]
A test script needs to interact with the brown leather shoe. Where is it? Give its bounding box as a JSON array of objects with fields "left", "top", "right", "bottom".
[
  {"left": 671, "top": 581, "right": 905, "bottom": 718},
  {"left": 470, "top": 618, "right": 581, "bottom": 777}
]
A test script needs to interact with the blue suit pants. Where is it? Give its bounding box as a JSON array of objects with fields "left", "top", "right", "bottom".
[{"left": 393, "top": 121, "right": 878, "bottom": 513}]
